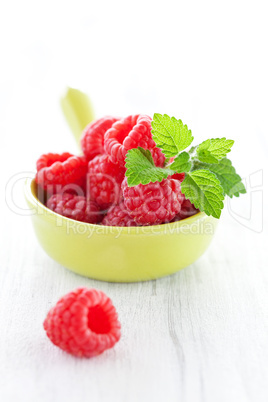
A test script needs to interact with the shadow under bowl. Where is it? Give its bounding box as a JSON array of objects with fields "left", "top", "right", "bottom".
[{"left": 24, "top": 178, "right": 218, "bottom": 282}]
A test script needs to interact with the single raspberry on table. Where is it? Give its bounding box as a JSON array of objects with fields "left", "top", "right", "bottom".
[
  {"left": 46, "top": 193, "right": 102, "bottom": 224},
  {"left": 102, "top": 202, "right": 138, "bottom": 227},
  {"left": 122, "top": 177, "right": 183, "bottom": 225},
  {"left": 36, "top": 153, "right": 88, "bottom": 194},
  {"left": 43, "top": 288, "right": 121, "bottom": 358},
  {"left": 87, "top": 154, "right": 125, "bottom": 210},
  {"left": 172, "top": 198, "right": 199, "bottom": 221},
  {"left": 104, "top": 114, "right": 156, "bottom": 165},
  {"left": 81, "top": 116, "right": 118, "bottom": 161}
]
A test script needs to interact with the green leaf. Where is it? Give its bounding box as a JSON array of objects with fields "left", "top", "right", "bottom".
[
  {"left": 125, "top": 147, "right": 176, "bottom": 187},
  {"left": 136, "top": 146, "right": 155, "bottom": 164},
  {"left": 197, "top": 138, "right": 234, "bottom": 163},
  {"left": 229, "top": 180, "right": 247, "bottom": 198},
  {"left": 193, "top": 158, "right": 246, "bottom": 198},
  {"left": 151, "top": 113, "right": 194, "bottom": 157},
  {"left": 181, "top": 170, "right": 224, "bottom": 219},
  {"left": 169, "top": 152, "right": 192, "bottom": 173}
]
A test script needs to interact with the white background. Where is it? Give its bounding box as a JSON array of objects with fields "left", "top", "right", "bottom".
[{"left": 0, "top": 1, "right": 267, "bottom": 401}]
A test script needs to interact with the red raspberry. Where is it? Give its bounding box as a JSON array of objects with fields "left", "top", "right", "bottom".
[
  {"left": 151, "top": 147, "right": 166, "bottom": 167},
  {"left": 43, "top": 288, "right": 121, "bottom": 358},
  {"left": 104, "top": 114, "right": 156, "bottom": 165},
  {"left": 102, "top": 202, "right": 138, "bottom": 227},
  {"left": 46, "top": 193, "right": 102, "bottom": 224},
  {"left": 173, "top": 197, "right": 199, "bottom": 221},
  {"left": 87, "top": 154, "right": 125, "bottom": 210},
  {"left": 36, "top": 153, "right": 88, "bottom": 193},
  {"left": 122, "top": 178, "right": 183, "bottom": 225},
  {"left": 36, "top": 152, "right": 73, "bottom": 171},
  {"left": 171, "top": 172, "right": 185, "bottom": 182},
  {"left": 81, "top": 116, "right": 118, "bottom": 161}
]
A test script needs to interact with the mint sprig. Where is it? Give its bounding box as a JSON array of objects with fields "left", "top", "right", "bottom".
[{"left": 125, "top": 113, "right": 246, "bottom": 219}]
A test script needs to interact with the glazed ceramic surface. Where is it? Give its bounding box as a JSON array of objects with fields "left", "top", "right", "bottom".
[{"left": 25, "top": 179, "right": 218, "bottom": 282}]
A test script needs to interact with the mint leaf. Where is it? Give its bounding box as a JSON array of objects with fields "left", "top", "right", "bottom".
[
  {"left": 169, "top": 152, "right": 192, "bottom": 173},
  {"left": 193, "top": 158, "right": 246, "bottom": 198},
  {"left": 196, "top": 138, "right": 234, "bottom": 163},
  {"left": 125, "top": 147, "right": 175, "bottom": 187},
  {"left": 181, "top": 170, "right": 224, "bottom": 218},
  {"left": 229, "top": 180, "right": 247, "bottom": 198},
  {"left": 136, "top": 146, "right": 155, "bottom": 164},
  {"left": 151, "top": 113, "right": 193, "bottom": 157}
]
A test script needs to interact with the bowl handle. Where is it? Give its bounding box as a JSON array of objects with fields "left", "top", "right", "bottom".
[{"left": 60, "top": 87, "right": 95, "bottom": 148}]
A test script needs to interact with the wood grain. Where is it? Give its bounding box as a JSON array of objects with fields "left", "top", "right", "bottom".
[{"left": 1, "top": 187, "right": 267, "bottom": 402}]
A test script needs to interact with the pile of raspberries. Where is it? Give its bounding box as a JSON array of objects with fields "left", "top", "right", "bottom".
[{"left": 36, "top": 114, "right": 198, "bottom": 226}]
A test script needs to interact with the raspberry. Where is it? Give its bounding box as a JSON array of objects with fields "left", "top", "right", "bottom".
[
  {"left": 36, "top": 153, "right": 88, "bottom": 193},
  {"left": 173, "top": 197, "right": 199, "bottom": 221},
  {"left": 81, "top": 116, "right": 118, "bottom": 161},
  {"left": 46, "top": 193, "right": 102, "bottom": 224},
  {"left": 87, "top": 154, "right": 125, "bottom": 210},
  {"left": 36, "top": 152, "right": 73, "bottom": 171},
  {"left": 170, "top": 172, "right": 185, "bottom": 182},
  {"left": 43, "top": 288, "right": 121, "bottom": 358},
  {"left": 122, "top": 178, "right": 183, "bottom": 225},
  {"left": 104, "top": 114, "right": 156, "bottom": 165},
  {"left": 102, "top": 202, "right": 138, "bottom": 227},
  {"left": 151, "top": 147, "right": 166, "bottom": 167}
]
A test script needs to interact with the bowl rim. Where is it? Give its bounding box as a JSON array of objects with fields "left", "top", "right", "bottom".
[{"left": 24, "top": 177, "right": 208, "bottom": 234}]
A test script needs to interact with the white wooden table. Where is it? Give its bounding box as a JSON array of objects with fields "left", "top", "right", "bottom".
[
  {"left": 1, "top": 123, "right": 267, "bottom": 402},
  {"left": 1, "top": 1, "right": 268, "bottom": 400}
]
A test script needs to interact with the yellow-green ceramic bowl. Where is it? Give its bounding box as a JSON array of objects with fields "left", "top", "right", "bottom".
[{"left": 25, "top": 178, "right": 218, "bottom": 282}]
